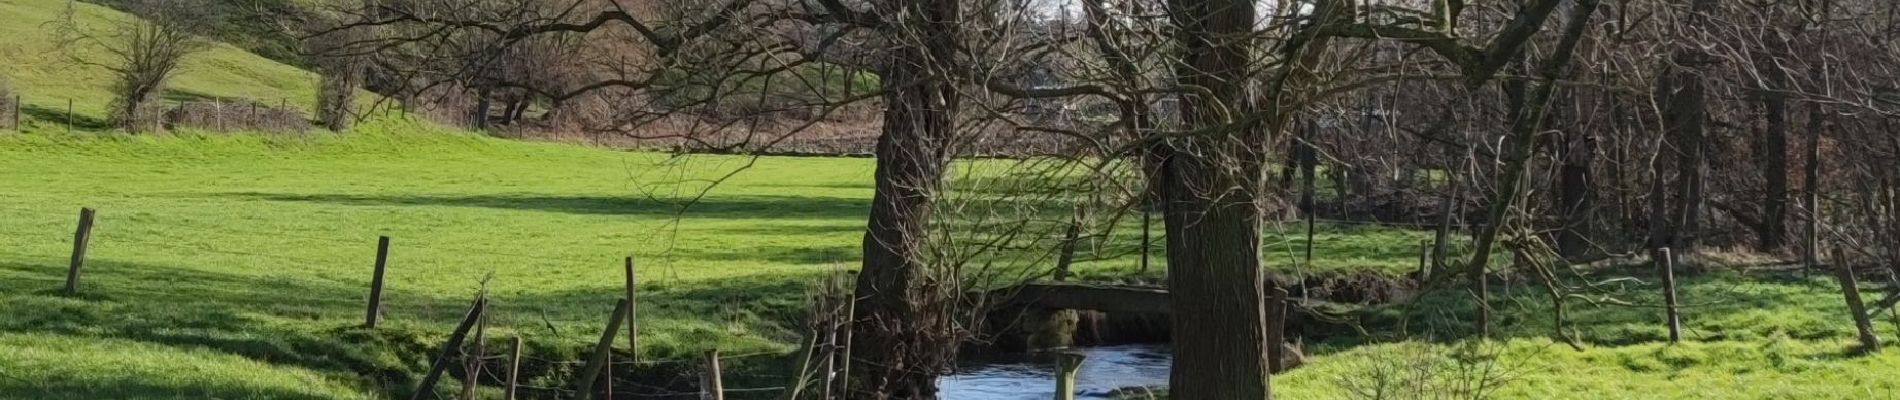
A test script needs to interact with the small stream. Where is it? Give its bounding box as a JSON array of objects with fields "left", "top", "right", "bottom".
[{"left": 937, "top": 344, "right": 1172, "bottom": 399}]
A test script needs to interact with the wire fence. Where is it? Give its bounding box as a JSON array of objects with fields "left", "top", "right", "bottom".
[
  {"left": 0, "top": 203, "right": 818, "bottom": 399},
  {"left": 0, "top": 95, "right": 308, "bottom": 134}
]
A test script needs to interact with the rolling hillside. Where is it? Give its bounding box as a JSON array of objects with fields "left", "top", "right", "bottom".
[{"left": 0, "top": 0, "right": 321, "bottom": 132}]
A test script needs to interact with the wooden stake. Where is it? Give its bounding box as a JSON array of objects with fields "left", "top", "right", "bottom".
[
  {"left": 1139, "top": 209, "right": 1151, "bottom": 274},
  {"left": 460, "top": 309, "right": 486, "bottom": 400},
  {"left": 1474, "top": 262, "right": 1490, "bottom": 338},
  {"left": 575, "top": 298, "right": 629, "bottom": 397},
  {"left": 781, "top": 324, "right": 823, "bottom": 400},
  {"left": 505, "top": 336, "right": 522, "bottom": 400},
  {"left": 1833, "top": 247, "right": 1881, "bottom": 353},
  {"left": 412, "top": 295, "right": 486, "bottom": 400},
  {"left": 704, "top": 349, "right": 725, "bottom": 400},
  {"left": 1657, "top": 247, "right": 1681, "bottom": 343},
  {"left": 1266, "top": 286, "right": 1289, "bottom": 373},
  {"left": 625, "top": 256, "right": 639, "bottom": 361},
  {"left": 65, "top": 99, "right": 72, "bottom": 134},
  {"left": 64, "top": 207, "right": 95, "bottom": 295},
  {"left": 366, "top": 236, "right": 391, "bottom": 329},
  {"left": 10, "top": 95, "right": 19, "bottom": 131},
  {"left": 834, "top": 294, "right": 857, "bottom": 398},
  {"left": 821, "top": 292, "right": 843, "bottom": 400},
  {"left": 1054, "top": 351, "right": 1084, "bottom": 400},
  {"left": 1416, "top": 240, "right": 1430, "bottom": 281},
  {"left": 1055, "top": 207, "right": 1082, "bottom": 282}
]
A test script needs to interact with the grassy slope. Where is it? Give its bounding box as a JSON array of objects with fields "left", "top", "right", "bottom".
[{"left": 0, "top": 0, "right": 320, "bottom": 130}]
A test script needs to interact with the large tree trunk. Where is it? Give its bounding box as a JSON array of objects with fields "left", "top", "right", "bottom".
[
  {"left": 1658, "top": 0, "right": 1718, "bottom": 253},
  {"left": 1754, "top": 36, "right": 1792, "bottom": 250},
  {"left": 1160, "top": 0, "right": 1272, "bottom": 398},
  {"left": 1557, "top": 138, "right": 1593, "bottom": 258},
  {"left": 848, "top": 0, "right": 961, "bottom": 398}
]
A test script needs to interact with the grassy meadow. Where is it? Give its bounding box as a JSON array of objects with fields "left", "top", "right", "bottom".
[{"left": 0, "top": 121, "right": 1426, "bottom": 398}]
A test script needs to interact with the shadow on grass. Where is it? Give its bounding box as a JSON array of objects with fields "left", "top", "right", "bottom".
[
  {"left": 21, "top": 104, "right": 111, "bottom": 131},
  {"left": 160, "top": 88, "right": 225, "bottom": 104},
  {"left": 216, "top": 192, "right": 872, "bottom": 220},
  {"left": 1352, "top": 266, "right": 1872, "bottom": 350},
  {"left": 0, "top": 254, "right": 823, "bottom": 397},
  {"left": 0, "top": 259, "right": 436, "bottom": 394},
  {"left": 0, "top": 376, "right": 348, "bottom": 400}
]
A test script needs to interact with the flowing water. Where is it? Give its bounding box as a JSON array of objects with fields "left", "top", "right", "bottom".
[{"left": 937, "top": 344, "right": 1172, "bottom": 399}]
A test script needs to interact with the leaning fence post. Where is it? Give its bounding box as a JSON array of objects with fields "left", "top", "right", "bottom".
[
  {"left": 412, "top": 295, "right": 486, "bottom": 400},
  {"left": 1657, "top": 247, "right": 1681, "bottom": 343},
  {"left": 366, "top": 236, "right": 391, "bottom": 328},
  {"left": 460, "top": 308, "right": 487, "bottom": 400},
  {"left": 576, "top": 298, "right": 629, "bottom": 397},
  {"left": 64, "top": 207, "right": 96, "bottom": 295},
  {"left": 834, "top": 292, "right": 857, "bottom": 398},
  {"left": 704, "top": 349, "right": 725, "bottom": 400},
  {"left": 505, "top": 336, "right": 523, "bottom": 400},
  {"left": 1832, "top": 246, "right": 1881, "bottom": 353},
  {"left": 1053, "top": 351, "right": 1084, "bottom": 400},
  {"left": 818, "top": 293, "right": 842, "bottom": 400}
]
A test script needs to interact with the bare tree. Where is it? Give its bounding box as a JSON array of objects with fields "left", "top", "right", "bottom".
[
  {"left": 306, "top": 7, "right": 375, "bottom": 132},
  {"left": 55, "top": 0, "right": 212, "bottom": 133}
]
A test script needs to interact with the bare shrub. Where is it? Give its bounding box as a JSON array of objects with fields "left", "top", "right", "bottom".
[
  {"left": 54, "top": 0, "right": 212, "bottom": 133},
  {"left": 1333, "top": 341, "right": 1534, "bottom": 400},
  {"left": 305, "top": 11, "right": 374, "bottom": 132},
  {"left": 163, "top": 100, "right": 311, "bottom": 133}
]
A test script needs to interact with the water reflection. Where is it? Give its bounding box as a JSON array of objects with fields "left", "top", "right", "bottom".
[{"left": 938, "top": 344, "right": 1171, "bottom": 399}]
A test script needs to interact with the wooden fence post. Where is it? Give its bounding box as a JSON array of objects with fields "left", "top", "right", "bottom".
[
  {"left": 505, "top": 336, "right": 522, "bottom": 400},
  {"left": 65, "top": 207, "right": 96, "bottom": 295},
  {"left": 1055, "top": 210, "right": 1082, "bottom": 282},
  {"left": 1053, "top": 351, "right": 1084, "bottom": 400},
  {"left": 625, "top": 256, "right": 640, "bottom": 361},
  {"left": 1266, "top": 286, "right": 1289, "bottom": 373},
  {"left": 1416, "top": 240, "right": 1430, "bottom": 281},
  {"left": 461, "top": 309, "right": 486, "bottom": 400},
  {"left": 781, "top": 315, "right": 826, "bottom": 400},
  {"left": 1139, "top": 209, "right": 1151, "bottom": 274},
  {"left": 819, "top": 293, "right": 842, "bottom": 400},
  {"left": 65, "top": 99, "right": 72, "bottom": 134},
  {"left": 10, "top": 94, "right": 19, "bottom": 130},
  {"left": 1474, "top": 262, "right": 1490, "bottom": 338},
  {"left": 704, "top": 349, "right": 725, "bottom": 400},
  {"left": 1832, "top": 247, "right": 1881, "bottom": 353},
  {"left": 1656, "top": 247, "right": 1681, "bottom": 343},
  {"left": 834, "top": 293, "right": 857, "bottom": 398},
  {"left": 576, "top": 298, "right": 629, "bottom": 397},
  {"left": 412, "top": 295, "right": 486, "bottom": 400},
  {"left": 366, "top": 236, "right": 391, "bottom": 328}
]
